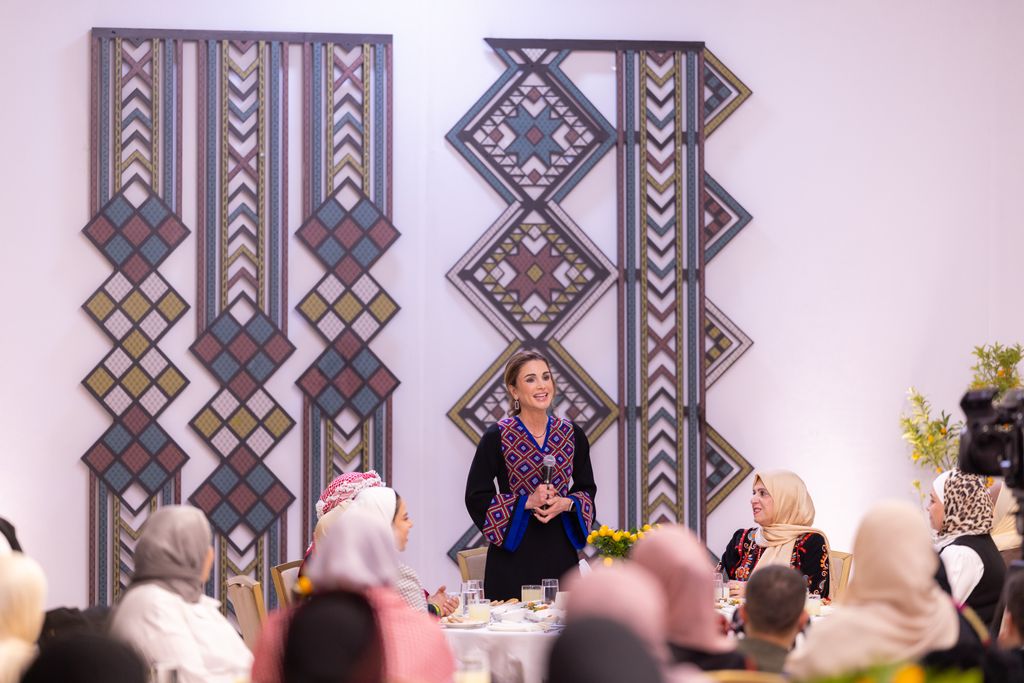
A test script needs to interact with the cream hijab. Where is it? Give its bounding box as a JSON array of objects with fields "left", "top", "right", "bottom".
[
  {"left": 786, "top": 500, "right": 959, "bottom": 680},
  {"left": 349, "top": 487, "right": 398, "bottom": 529},
  {"left": 991, "top": 482, "right": 1022, "bottom": 551},
  {"left": 753, "top": 470, "right": 830, "bottom": 573},
  {"left": 0, "top": 553, "right": 47, "bottom": 683}
]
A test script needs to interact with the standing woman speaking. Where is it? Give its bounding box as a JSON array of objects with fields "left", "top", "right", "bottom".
[{"left": 465, "top": 349, "right": 597, "bottom": 600}]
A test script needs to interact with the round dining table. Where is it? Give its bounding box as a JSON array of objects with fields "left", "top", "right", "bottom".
[{"left": 443, "top": 624, "right": 560, "bottom": 683}]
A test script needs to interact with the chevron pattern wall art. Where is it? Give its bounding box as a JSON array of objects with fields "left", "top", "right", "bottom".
[
  {"left": 84, "top": 29, "right": 395, "bottom": 608},
  {"left": 446, "top": 39, "right": 753, "bottom": 558},
  {"left": 83, "top": 35, "right": 189, "bottom": 604},
  {"left": 294, "top": 40, "right": 398, "bottom": 548}
]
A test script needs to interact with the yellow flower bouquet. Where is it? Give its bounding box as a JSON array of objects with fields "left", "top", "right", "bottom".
[{"left": 586, "top": 524, "right": 654, "bottom": 561}]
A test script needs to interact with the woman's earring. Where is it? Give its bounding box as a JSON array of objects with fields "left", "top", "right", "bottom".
[{"left": 513, "top": 398, "right": 520, "bottom": 412}]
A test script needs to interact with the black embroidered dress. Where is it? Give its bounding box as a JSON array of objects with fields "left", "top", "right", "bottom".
[
  {"left": 719, "top": 527, "right": 831, "bottom": 596},
  {"left": 465, "top": 416, "right": 596, "bottom": 600}
]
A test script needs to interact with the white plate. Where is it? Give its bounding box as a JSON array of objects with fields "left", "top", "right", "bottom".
[
  {"left": 487, "top": 622, "right": 544, "bottom": 632},
  {"left": 441, "top": 620, "right": 487, "bottom": 629}
]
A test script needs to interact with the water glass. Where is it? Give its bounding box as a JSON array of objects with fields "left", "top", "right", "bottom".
[
  {"left": 554, "top": 590, "right": 569, "bottom": 610},
  {"left": 713, "top": 571, "right": 729, "bottom": 601},
  {"left": 805, "top": 593, "right": 822, "bottom": 617},
  {"left": 541, "top": 578, "right": 559, "bottom": 604},
  {"left": 521, "top": 584, "right": 543, "bottom": 602}
]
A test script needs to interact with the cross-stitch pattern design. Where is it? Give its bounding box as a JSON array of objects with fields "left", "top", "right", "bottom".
[{"left": 447, "top": 39, "right": 753, "bottom": 559}]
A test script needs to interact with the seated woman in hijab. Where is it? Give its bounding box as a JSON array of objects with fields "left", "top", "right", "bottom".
[
  {"left": 252, "top": 508, "right": 454, "bottom": 683},
  {"left": 719, "top": 470, "right": 831, "bottom": 597},
  {"left": 929, "top": 469, "right": 1006, "bottom": 624},
  {"left": 0, "top": 553, "right": 46, "bottom": 683},
  {"left": 632, "top": 525, "right": 749, "bottom": 671},
  {"left": 786, "top": 500, "right": 987, "bottom": 679},
  {"left": 349, "top": 487, "right": 459, "bottom": 617},
  {"left": 556, "top": 563, "right": 707, "bottom": 683},
  {"left": 109, "top": 506, "right": 252, "bottom": 683},
  {"left": 300, "top": 471, "right": 386, "bottom": 574}
]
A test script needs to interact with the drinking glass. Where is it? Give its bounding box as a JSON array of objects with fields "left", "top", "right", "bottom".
[
  {"left": 467, "top": 596, "right": 492, "bottom": 623},
  {"left": 541, "top": 578, "right": 559, "bottom": 604},
  {"left": 712, "top": 571, "right": 724, "bottom": 601},
  {"left": 554, "top": 591, "right": 569, "bottom": 610},
  {"left": 521, "top": 584, "right": 543, "bottom": 602},
  {"left": 805, "top": 593, "right": 822, "bottom": 617},
  {"left": 454, "top": 649, "right": 491, "bottom": 683}
]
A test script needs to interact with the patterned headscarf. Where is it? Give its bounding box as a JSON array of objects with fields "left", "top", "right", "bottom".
[
  {"left": 932, "top": 469, "right": 994, "bottom": 548},
  {"left": 316, "top": 471, "right": 384, "bottom": 519}
]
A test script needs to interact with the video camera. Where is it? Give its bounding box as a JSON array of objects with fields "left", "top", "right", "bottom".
[{"left": 958, "top": 388, "right": 1024, "bottom": 489}]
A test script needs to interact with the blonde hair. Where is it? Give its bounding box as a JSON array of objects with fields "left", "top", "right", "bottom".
[
  {"left": 503, "top": 349, "right": 552, "bottom": 416},
  {"left": 0, "top": 553, "right": 46, "bottom": 683}
]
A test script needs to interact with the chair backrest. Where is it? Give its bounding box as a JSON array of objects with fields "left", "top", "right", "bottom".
[
  {"left": 705, "top": 670, "right": 786, "bottom": 683},
  {"left": 829, "top": 549, "right": 853, "bottom": 600},
  {"left": 226, "top": 575, "right": 266, "bottom": 651},
  {"left": 456, "top": 546, "right": 488, "bottom": 582},
  {"left": 271, "top": 560, "right": 304, "bottom": 609}
]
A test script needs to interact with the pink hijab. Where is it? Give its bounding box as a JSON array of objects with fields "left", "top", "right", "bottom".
[
  {"left": 565, "top": 564, "right": 709, "bottom": 683},
  {"left": 631, "top": 525, "right": 732, "bottom": 653}
]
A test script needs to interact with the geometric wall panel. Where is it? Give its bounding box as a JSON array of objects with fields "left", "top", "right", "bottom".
[{"left": 447, "top": 38, "right": 752, "bottom": 558}]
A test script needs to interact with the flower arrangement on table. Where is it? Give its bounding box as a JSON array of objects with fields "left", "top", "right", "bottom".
[
  {"left": 900, "top": 343, "right": 1022, "bottom": 496},
  {"left": 806, "top": 662, "right": 981, "bottom": 683},
  {"left": 586, "top": 524, "right": 655, "bottom": 564}
]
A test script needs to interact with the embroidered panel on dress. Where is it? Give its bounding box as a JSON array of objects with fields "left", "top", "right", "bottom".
[{"left": 499, "top": 417, "right": 574, "bottom": 495}]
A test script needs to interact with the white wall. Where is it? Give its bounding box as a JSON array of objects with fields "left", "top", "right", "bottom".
[{"left": 1, "top": 0, "right": 1022, "bottom": 608}]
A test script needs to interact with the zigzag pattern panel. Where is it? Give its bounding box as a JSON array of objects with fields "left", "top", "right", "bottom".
[
  {"left": 445, "top": 43, "right": 621, "bottom": 562},
  {"left": 448, "top": 40, "right": 752, "bottom": 556},
  {"left": 85, "top": 35, "right": 186, "bottom": 606},
  {"left": 298, "top": 41, "right": 397, "bottom": 548},
  {"left": 195, "top": 38, "right": 295, "bottom": 608}
]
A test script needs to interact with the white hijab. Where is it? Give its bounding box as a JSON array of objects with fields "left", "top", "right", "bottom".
[
  {"left": 786, "top": 500, "right": 958, "bottom": 679},
  {"left": 305, "top": 508, "right": 399, "bottom": 591},
  {"left": 349, "top": 487, "right": 398, "bottom": 528}
]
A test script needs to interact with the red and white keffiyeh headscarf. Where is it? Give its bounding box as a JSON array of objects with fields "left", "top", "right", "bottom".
[{"left": 316, "top": 471, "right": 384, "bottom": 519}]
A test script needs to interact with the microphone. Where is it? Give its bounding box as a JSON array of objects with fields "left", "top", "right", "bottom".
[{"left": 541, "top": 454, "right": 556, "bottom": 486}]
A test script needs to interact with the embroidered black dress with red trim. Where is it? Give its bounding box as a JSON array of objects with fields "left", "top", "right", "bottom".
[
  {"left": 719, "top": 527, "right": 831, "bottom": 596},
  {"left": 465, "top": 416, "right": 596, "bottom": 600}
]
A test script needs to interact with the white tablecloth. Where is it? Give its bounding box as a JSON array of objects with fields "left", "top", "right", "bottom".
[{"left": 443, "top": 627, "right": 559, "bottom": 683}]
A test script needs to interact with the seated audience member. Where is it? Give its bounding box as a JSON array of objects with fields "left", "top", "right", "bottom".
[
  {"left": 109, "top": 506, "right": 252, "bottom": 683},
  {"left": 349, "top": 487, "right": 459, "bottom": 616},
  {"left": 252, "top": 508, "right": 454, "bottom": 683},
  {"left": 283, "top": 590, "right": 383, "bottom": 683},
  {"left": 737, "top": 565, "right": 809, "bottom": 673},
  {"left": 990, "top": 482, "right": 1021, "bottom": 567},
  {"left": 787, "top": 500, "right": 986, "bottom": 679},
  {"left": 929, "top": 469, "right": 1006, "bottom": 624},
  {"left": 999, "top": 570, "right": 1024, "bottom": 668},
  {"left": 632, "top": 525, "right": 749, "bottom": 671},
  {"left": 21, "top": 633, "right": 147, "bottom": 683},
  {"left": 719, "top": 470, "right": 831, "bottom": 597},
  {"left": 301, "top": 471, "right": 385, "bottom": 571},
  {"left": 560, "top": 563, "right": 706, "bottom": 683},
  {"left": 548, "top": 619, "right": 665, "bottom": 683},
  {"left": 0, "top": 518, "right": 21, "bottom": 555},
  {"left": 0, "top": 553, "right": 46, "bottom": 683}
]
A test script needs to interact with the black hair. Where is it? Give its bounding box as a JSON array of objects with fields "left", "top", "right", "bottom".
[{"left": 743, "top": 565, "right": 807, "bottom": 634}]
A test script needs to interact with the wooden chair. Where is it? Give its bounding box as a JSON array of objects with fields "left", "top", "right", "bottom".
[
  {"left": 270, "top": 560, "right": 304, "bottom": 609},
  {"left": 225, "top": 575, "right": 266, "bottom": 651},
  {"left": 829, "top": 549, "right": 853, "bottom": 600},
  {"left": 705, "top": 671, "right": 786, "bottom": 683},
  {"left": 456, "top": 546, "right": 488, "bottom": 582}
]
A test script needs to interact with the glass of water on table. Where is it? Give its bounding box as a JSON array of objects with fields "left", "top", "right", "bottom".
[
  {"left": 541, "top": 578, "right": 559, "bottom": 604},
  {"left": 461, "top": 580, "right": 484, "bottom": 615}
]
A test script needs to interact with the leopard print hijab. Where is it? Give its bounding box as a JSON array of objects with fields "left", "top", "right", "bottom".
[{"left": 932, "top": 469, "right": 994, "bottom": 549}]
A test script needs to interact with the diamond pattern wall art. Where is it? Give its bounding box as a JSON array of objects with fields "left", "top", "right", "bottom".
[
  {"left": 296, "top": 41, "right": 397, "bottom": 547},
  {"left": 84, "top": 29, "right": 396, "bottom": 608},
  {"left": 83, "top": 33, "right": 189, "bottom": 604},
  {"left": 447, "top": 39, "right": 753, "bottom": 560}
]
